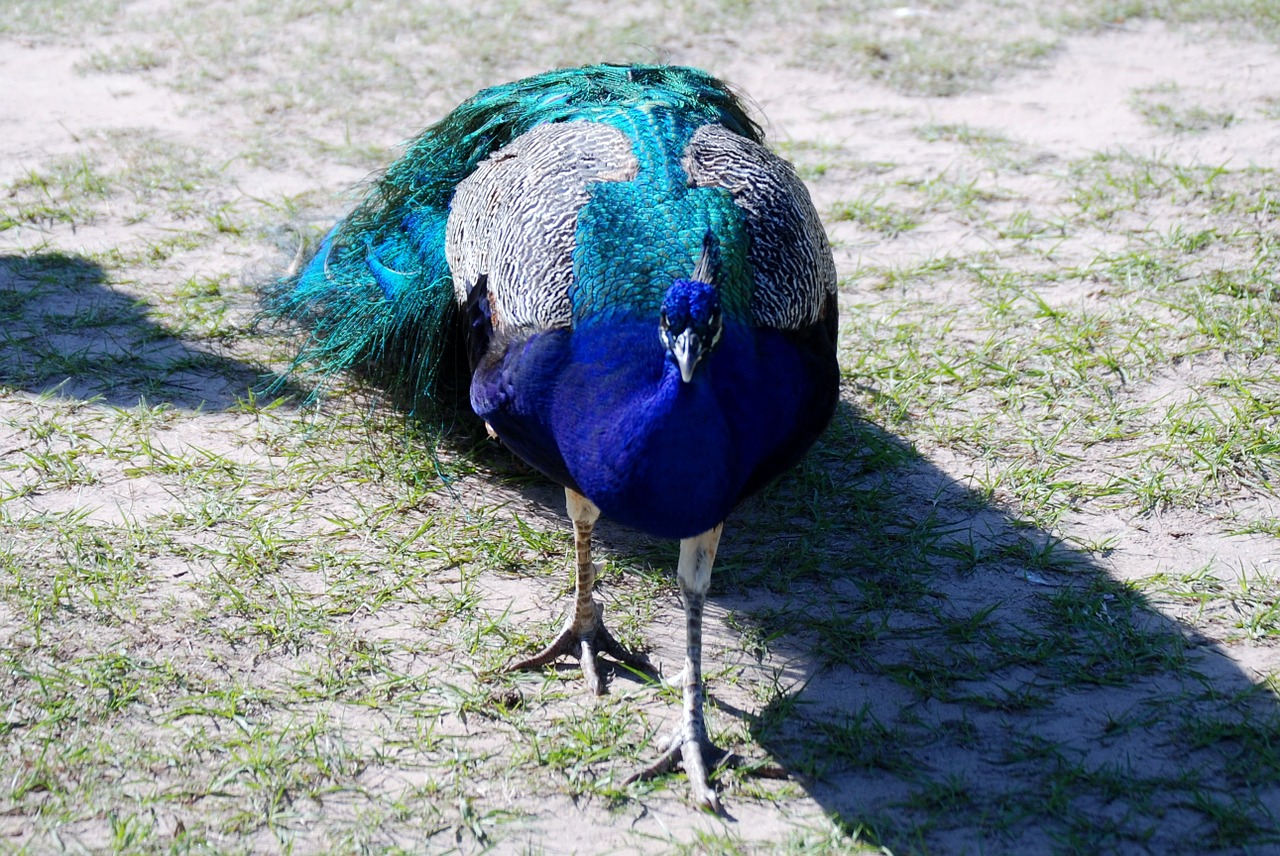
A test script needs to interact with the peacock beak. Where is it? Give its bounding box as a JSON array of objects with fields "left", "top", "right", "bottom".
[{"left": 670, "top": 328, "right": 704, "bottom": 383}]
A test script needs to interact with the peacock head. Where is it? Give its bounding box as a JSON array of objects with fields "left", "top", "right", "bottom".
[{"left": 659, "top": 237, "right": 723, "bottom": 384}]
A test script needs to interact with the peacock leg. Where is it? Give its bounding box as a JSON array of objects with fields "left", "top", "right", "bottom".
[
  {"left": 625, "top": 524, "right": 741, "bottom": 812},
  {"left": 506, "top": 487, "right": 652, "bottom": 695}
]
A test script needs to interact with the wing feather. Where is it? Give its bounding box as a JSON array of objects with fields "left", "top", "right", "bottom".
[
  {"left": 682, "top": 124, "right": 836, "bottom": 330},
  {"left": 445, "top": 121, "right": 638, "bottom": 334}
]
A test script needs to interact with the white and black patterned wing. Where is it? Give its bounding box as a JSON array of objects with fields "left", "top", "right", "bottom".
[
  {"left": 446, "top": 121, "right": 638, "bottom": 333},
  {"left": 682, "top": 124, "right": 835, "bottom": 330}
]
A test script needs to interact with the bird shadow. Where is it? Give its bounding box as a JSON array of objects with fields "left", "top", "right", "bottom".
[
  {"left": 690, "top": 400, "right": 1280, "bottom": 854},
  {"left": 0, "top": 252, "right": 301, "bottom": 409}
]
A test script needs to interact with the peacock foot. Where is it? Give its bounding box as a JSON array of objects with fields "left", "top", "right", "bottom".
[
  {"left": 625, "top": 717, "right": 788, "bottom": 812},
  {"left": 506, "top": 600, "right": 653, "bottom": 695},
  {"left": 623, "top": 719, "right": 742, "bottom": 812}
]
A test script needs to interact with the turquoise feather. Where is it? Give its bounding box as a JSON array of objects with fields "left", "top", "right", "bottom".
[{"left": 264, "top": 64, "right": 761, "bottom": 403}]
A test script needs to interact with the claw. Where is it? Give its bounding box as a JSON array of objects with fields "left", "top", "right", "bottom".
[
  {"left": 508, "top": 489, "right": 653, "bottom": 694},
  {"left": 624, "top": 719, "right": 789, "bottom": 811},
  {"left": 506, "top": 601, "right": 652, "bottom": 695},
  {"left": 625, "top": 725, "right": 740, "bottom": 812}
]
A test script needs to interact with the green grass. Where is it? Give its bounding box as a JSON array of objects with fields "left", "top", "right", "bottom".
[
  {"left": 2, "top": 0, "right": 1279, "bottom": 852},
  {"left": 1131, "top": 82, "right": 1236, "bottom": 133}
]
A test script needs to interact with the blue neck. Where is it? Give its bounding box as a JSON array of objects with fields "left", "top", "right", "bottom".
[
  {"left": 551, "top": 317, "right": 828, "bottom": 537},
  {"left": 470, "top": 309, "right": 836, "bottom": 539}
]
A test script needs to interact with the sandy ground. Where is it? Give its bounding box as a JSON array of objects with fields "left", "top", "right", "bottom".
[{"left": 2, "top": 8, "right": 1280, "bottom": 855}]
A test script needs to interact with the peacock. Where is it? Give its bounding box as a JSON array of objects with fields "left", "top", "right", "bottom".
[{"left": 265, "top": 63, "right": 839, "bottom": 811}]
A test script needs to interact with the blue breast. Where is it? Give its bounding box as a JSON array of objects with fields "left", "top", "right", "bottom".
[{"left": 471, "top": 313, "right": 837, "bottom": 539}]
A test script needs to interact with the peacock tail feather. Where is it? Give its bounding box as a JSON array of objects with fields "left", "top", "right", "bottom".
[{"left": 263, "top": 63, "right": 763, "bottom": 407}]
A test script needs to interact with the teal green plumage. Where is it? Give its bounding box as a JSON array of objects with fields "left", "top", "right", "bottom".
[
  {"left": 266, "top": 64, "right": 763, "bottom": 401},
  {"left": 570, "top": 108, "right": 754, "bottom": 323}
]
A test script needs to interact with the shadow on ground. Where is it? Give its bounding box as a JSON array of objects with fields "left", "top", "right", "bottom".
[
  {"left": 417, "top": 382, "right": 1280, "bottom": 853},
  {"left": 466, "top": 388, "right": 1280, "bottom": 851},
  {"left": 0, "top": 253, "right": 298, "bottom": 409},
  {"left": 698, "top": 401, "right": 1280, "bottom": 854}
]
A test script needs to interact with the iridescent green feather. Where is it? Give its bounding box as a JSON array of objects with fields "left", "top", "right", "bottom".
[{"left": 263, "top": 63, "right": 762, "bottom": 406}]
